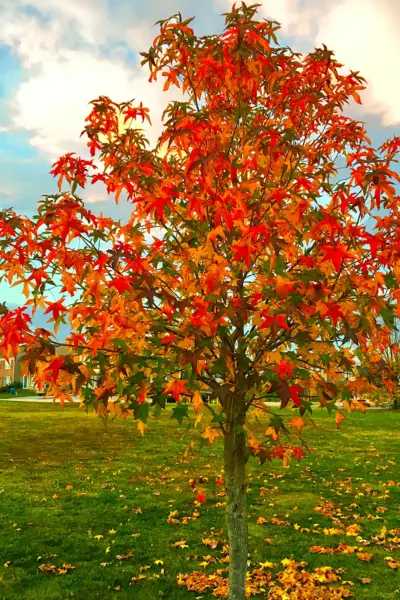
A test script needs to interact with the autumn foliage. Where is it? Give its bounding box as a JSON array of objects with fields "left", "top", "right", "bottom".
[{"left": 1, "top": 2, "right": 400, "bottom": 597}]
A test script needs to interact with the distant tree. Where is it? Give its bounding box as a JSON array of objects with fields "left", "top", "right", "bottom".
[{"left": 365, "top": 317, "right": 400, "bottom": 409}]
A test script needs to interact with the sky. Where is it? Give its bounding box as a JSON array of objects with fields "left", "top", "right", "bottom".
[{"left": 1, "top": 0, "right": 400, "bottom": 317}]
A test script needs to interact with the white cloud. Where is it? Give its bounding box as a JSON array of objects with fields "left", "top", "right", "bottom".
[
  {"left": 0, "top": 1, "right": 185, "bottom": 165},
  {"left": 9, "top": 47, "right": 150, "bottom": 162},
  {"left": 218, "top": 0, "right": 400, "bottom": 127},
  {"left": 0, "top": 187, "right": 14, "bottom": 198},
  {"left": 125, "top": 21, "right": 157, "bottom": 53},
  {"left": 83, "top": 193, "right": 110, "bottom": 204},
  {"left": 314, "top": 0, "right": 400, "bottom": 127}
]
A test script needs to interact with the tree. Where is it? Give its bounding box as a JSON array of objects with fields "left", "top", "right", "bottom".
[
  {"left": 1, "top": 3, "right": 400, "bottom": 598},
  {"left": 361, "top": 316, "right": 400, "bottom": 409},
  {"left": 383, "top": 318, "right": 400, "bottom": 409}
]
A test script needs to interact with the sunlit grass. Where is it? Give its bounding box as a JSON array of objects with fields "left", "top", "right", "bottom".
[{"left": 0, "top": 402, "right": 399, "bottom": 599}]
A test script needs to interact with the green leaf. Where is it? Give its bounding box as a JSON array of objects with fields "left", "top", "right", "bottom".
[
  {"left": 96, "top": 352, "right": 107, "bottom": 370},
  {"left": 262, "top": 369, "right": 279, "bottom": 382},
  {"left": 211, "top": 358, "right": 227, "bottom": 377},
  {"left": 129, "top": 372, "right": 146, "bottom": 386},
  {"left": 296, "top": 269, "right": 322, "bottom": 284},
  {"left": 274, "top": 255, "right": 286, "bottom": 275},
  {"left": 211, "top": 412, "right": 225, "bottom": 424},
  {"left": 293, "top": 367, "right": 311, "bottom": 380},
  {"left": 269, "top": 414, "right": 283, "bottom": 432},
  {"left": 300, "top": 400, "right": 312, "bottom": 415},
  {"left": 153, "top": 403, "right": 162, "bottom": 418},
  {"left": 320, "top": 354, "right": 330, "bottom": 366},
  {"left": 153, "top": 394, "right": 166, "bottom": 409},
  {"left": 384, "top": 271, "right": 396, "bottom": 289},
  {"left": 171, "top": 404, "right": 189, "bottom": 425},
  {"left": 236, "top": 423, "right": 246, "bottom": 436},
  {"left": 137, "top": 403, "right": 149, "bottom": 423},
  {"left": 325, "top": 401, "right": 335, "bottom": 416},
  {"left": 294, "top": 330, "right": 310, "bottom": 347},
  {"left": 116, "top": 379, "right": 125, "bottom": 396},
  {"left": 113, "top": 338, "right": 129, "bottom": 352},
  {"left": 380, "top": 307, "right": 395, "bottom": 328}
]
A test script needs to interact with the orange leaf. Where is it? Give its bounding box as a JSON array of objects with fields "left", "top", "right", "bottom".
[
  {"left": 336, "top": 412, "right": 346, "bottom": 428},
  {"left": 290, "top": 416, "right": 305, "bottom": 434}
]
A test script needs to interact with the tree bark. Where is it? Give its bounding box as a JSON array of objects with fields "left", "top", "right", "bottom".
[{"left": 224, "top": 418, "right": 248, "bottom": 600}]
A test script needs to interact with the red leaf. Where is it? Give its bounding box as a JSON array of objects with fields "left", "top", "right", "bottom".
[
  {"left": 44, "top": 299, "right": 68, "bottom": 321},
  {"left": 289, "top": 385, "right": 303, "bottom": 407},
  {"left": 231, "top": 241, "right": 257, "bottom": 267},
  {"left": 275, "top": 360, "right": 295, "bottom": 378},
  {"left": 109, "top": 276, "right": 132, "bottom": 295},
  {"left": 163, "top": 380, "right": 190, "bottom": 401},
  {"left": 292, "top": 447, "right": 305, "bottom": 462},
  {"left": 47, "top": 356, "right": 66, "bottom": 381},
  {"left": 320, "top": 245, "right": 352, "bottom": 272}
]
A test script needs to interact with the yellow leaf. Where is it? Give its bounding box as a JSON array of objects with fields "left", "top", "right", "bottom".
[
  {"left": 342, "top": 400, "right": 351, "bottom": 414},
  {"left": 137, "top": 420, "right": 148, "bottom": 436},
  {"left": 202, "top": 426, "right": 223, "bottom": 445},
  {"left": 207, "top": 226, "right": 226, "bottom": 242},
  {"left": 264, "top": 427, "right": 279, "bottom": 441},
  {"left": 192, "top": 390, "right": 204, "bottom": 415},
  {"left": 172, "top": 540, "right": 189, "bottom": 549},
  {"left": 356, "top": 552, "right": 373, "bottom": 562}
]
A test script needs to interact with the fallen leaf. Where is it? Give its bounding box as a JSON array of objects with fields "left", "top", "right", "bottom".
[
  {"left": 172, "top": 540, "right": 189, "bottom": 549},
  {"left": 116, "top": 551, "right": 133, "bottom": 560}
]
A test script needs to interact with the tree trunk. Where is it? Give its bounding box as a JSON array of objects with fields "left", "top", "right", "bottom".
[{"left": 224, "top": 421, "right": 248, "bottom": 600}]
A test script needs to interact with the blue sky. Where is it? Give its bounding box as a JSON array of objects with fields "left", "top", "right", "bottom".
[{"left": 0, "top": 0, "right": 400, "bottom": 314}]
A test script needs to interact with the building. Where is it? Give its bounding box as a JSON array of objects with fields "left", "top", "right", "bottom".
[
  {"left": 0, "top": 344, "right": 78, "bottom": 393},
  {"left": 14, "top": 354, "right": 36, "bottom": 390},
  {"left": 0, "top": 352, "right": 35, "bottom": 389},
  {"left": 0, "top": 356, "right": 15, "bottom": 388}
]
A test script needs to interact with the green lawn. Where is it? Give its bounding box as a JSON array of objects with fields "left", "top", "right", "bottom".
[
  {"left": 0, "top": 390, "right": 39, "bottom": 399},
  {"left": 0, "top": 402, "right": 399, "bottom": 599}
]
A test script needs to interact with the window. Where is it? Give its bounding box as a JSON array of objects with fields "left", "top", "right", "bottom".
[
  {"left": 3, "top": 376, "right": 10, "bottom": 385},
  {"left": 23, "top": 375, "right": 28, "bottom": 389}
]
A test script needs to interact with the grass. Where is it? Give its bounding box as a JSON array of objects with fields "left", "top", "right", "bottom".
[
  {"left": 0, "top": 390, "right": 38, "bottom": 399},
  {"left": 0, "top": 402, "right": 399, "bottom": 599}
]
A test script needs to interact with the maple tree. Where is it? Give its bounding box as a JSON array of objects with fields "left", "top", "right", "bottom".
[{"left": 1, "top": 2, "right": 400, "bottom": 598}]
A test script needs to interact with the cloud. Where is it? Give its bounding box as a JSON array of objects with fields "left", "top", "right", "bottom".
[
  {"left": 314, "top": 0, "right": 400, "bottom": 128},
  {"left": 83, "top": 193, "right": 110, "bottom": 205},
  {"left": 0, "top": 1, "right": 185, "bottom": 166},
  {"left": 217, "top": 0, "right": 400, "bottom": 128}
]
